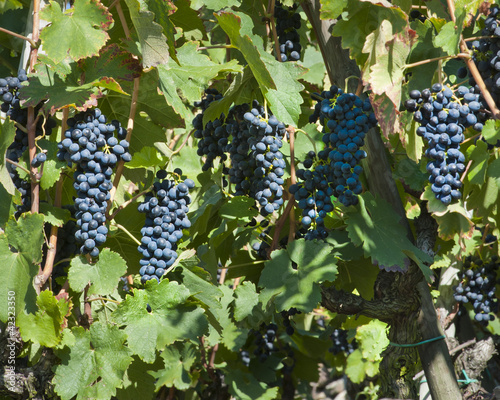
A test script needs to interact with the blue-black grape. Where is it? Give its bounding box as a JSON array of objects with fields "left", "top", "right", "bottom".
[
  {"left": 137, "top": 169, "right": 194, "bottom": 284},
  {"left": 2, "top": 70, "right": 56, "bottom": 217},
  {"left": 329, "top": 328, "right": 357, "bottom": 356},
  {"left": 453, "top": 254, "right": 499, "bottom": 326},
  {"left": 274, "top": 2, "right": 302, "bottom": 62},
  {"left": 404, "top": 84, "right": 483, "bottom": 204},
  {"left": 57, "top": 108, "right": 131, "bottom": 257}
]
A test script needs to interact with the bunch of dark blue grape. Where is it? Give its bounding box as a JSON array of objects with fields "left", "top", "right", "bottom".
[
  {"left": 404, "top": 83, "right": 485, "bottom": 204},
  {"left": 453, "top": 255, "right": 499, "bottom": 326},
  {"left": 409, "top": 9, "right": 427, "bottom": 23},
  {"left": 249, "top": 323, "right": 280, "bottom": 363},
  {"left": 57, "top": 108, "right": 131, "bottom": 257},
  {"left": 2, "top": 70, "right": 56, "bottom": 216},
  {"left": 274, "top": 2, "right": 302, "bottom": 62},
  {"left": 317, "top": 86, "right": 376, "bottom": 206},
  {"left": 226, "top": 101, "right": 287, "bottom": 216},
  {"left": 289, "top": 151, "right": 335, "bottom": 240},
  {"left": 281, "top": 307, "right": 301, "bottom": 336},
  {"left": 192, "top": 89, "right": 229, "bottom": 171},
  {"left": 328, "top": 328, "right": 357, "bottom": 356},
  {"left": 137, "top": 169, "right": 194, "bottom": 284}
]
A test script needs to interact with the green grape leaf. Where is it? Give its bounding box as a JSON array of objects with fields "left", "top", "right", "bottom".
[
  {"left": 466, "top": 140, "right": 489, "bottom": 185},
  {"left": 169, "top": 0, "right": 207, "bottom": 39},
  {"left": 53, "top": 322, "right": 133, "bottom": 400},
  {"left": 233, "top": 281, "right": 259, "bottom": 322},
  {"left": 115, "top": 357, "right": 158, "bottom": 400},
  {"left": 150, "top": 342, "right": 198, "bottom": 390},
  {"left": 362, "top": 19, "right": 411, "bottom": 137},
  {"left": 434, "top": 14, "right": 465, "bottom": 55},
  {"left": 190, "top": 0, "right": 241, "bottom": 10},
  {"left": 345, "top": 193, "right": 432, "bottom": 274},
  {"left": 158, "top": 41, "right": 242, "bottom": 121},
  {"left": 38, "top": 139, "right": 67, "bottom": 190},
  {"left": 220, "top": 196, "right": 258, "bottom": 222},
  {"left": 259, "top": 239, "right": 338, "bottom": 312},
  {"left": 68, "top": 249, "right": 127, "bottom": 296},
  {"left": 142, "top": 0, "right": 178, "bottom": 62},
  {"left": 111, "top": 280, "right": 208, "bottom": 363},
  {"left": 39, "top": 203, "right": 71, "bottom": 227},
  {"left": 39, "top": 0, "right": 113, "bottom": 63},
  {"left": 0, "top": 214, "right": 45, "bottom": 321},
  {"left": 489, "top": 158, "right": 500, "bottom": 188},
  {"left": 357, "top": 319, "right": 389, "bottom": 361},
  {"left": 482, "top": 119, "right": 500, "bottom": 145},
  {"left": 320, "top": 0, "right": 348, "bottom": 19},
  {"left": 78, "top": 44, "right": 142, "bottom": 92},
  {"left": 226, "top": 369, "right": 279, "bottom": 400},
  {"left": 5, "top": 212, "right": 44, "bottom": 263},
  {"left": 123, "top": 0, "right": 170, "bottom": 67},
  {"left": 0, "top": 116, "right": 16, "bottom": 165},
  {"left": 17, "top": 290, "right": 71, "bottom": 347},
  {"left": 124, "top": 146, "right": 168, "bottom": 170}
]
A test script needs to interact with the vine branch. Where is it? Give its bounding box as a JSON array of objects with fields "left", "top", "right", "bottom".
[{"left": 0, "top": 27, "right": 38, "bottom": 48}]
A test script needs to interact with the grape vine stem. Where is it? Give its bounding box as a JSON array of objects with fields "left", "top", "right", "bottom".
[
  {"left": 35, "top": 109, "right": 69, "bottom": 291},
  {"left": 0, "top": 27, "right": 37, "bottom": 48},
  {"left": 447, "top": 0, "right": 500, "bottom": 119},
  {"left": 405, "top": 53, "right": 470, "bottom": 69},
  {"left": 112, "top": 222, "right": 141, "bottom": 245},
  {"left": 5, "top": 158, "right": 31, "bottom": 175}
]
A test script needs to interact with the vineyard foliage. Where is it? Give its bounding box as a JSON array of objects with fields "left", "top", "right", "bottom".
[{"left": 0, "top": 0, "right": 499, "bottom": 399}]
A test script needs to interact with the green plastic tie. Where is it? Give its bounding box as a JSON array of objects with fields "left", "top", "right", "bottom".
[
  {"left": 420, "top": 369, "right": 478, "bottom": 386},
  {"left": 389, "top": 335, "right": 445, "bottom": 348}
]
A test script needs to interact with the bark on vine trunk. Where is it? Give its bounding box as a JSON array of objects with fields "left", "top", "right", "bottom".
[{"left": 302, "top": 1, "right": 462, "bottom": 398}]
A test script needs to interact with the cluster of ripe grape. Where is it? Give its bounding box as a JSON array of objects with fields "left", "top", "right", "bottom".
[
  {"left": 57, "top": 108, "right": 131, "bottom": 257},
  {"left": 281, "top": 307, "right": 301, "bottom": 336},
  {"left": 404, "top": 83, "right": 485, "bottom": 204},
  {"left": 274, "top": 2, "right": 302, "bottom": 62},
  {"left": 453, "top": 255, "right": 499, "bottom": 326},
  {"left": 193, "top": 95, "right": 287, "bottom": 217},
  {"left": 192, "top": 89, "right": 229, "bottom": 171},
  {"left": 137, "top": 169, "right": 194, "bottom": 283},
  {"left": 328, "top": 328, "right": 357, "bottom": 356},
  {"left": 1, "top": 70, "right": 56, "bottom": 216},
  {"left": 290, "top": 86, "right": 375, "bottom": 239}
]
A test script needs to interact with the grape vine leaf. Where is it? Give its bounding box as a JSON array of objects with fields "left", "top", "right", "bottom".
[
  {"left": 169, "top": 0, "right": 207, "bottom": 40},
  {"left": 0, "top": 117, "right": 16, "bottom": 196},
  {"left": 345, "top": 192, "right": 432, "bottom": 275},
  {"left": 0, "top": 214, "right": 44, "bottom": 322},
  {"left": 17, "top": 290, "right": 71, "bottom": 347},
  {"left": 78, "top": 44, "right": 142, "bottom": 90},
  {"left": 226, "top": 369, "right": 279, "bottom": 400},
  {"left": 259, "top": 239, "right": 338, "bottom": 312},
  {"left": 111, "top": 280, "right": 208, "bottom": 363},
  {"left": 320, "top": 0, "right": 348, "bottom": 19},
  {"left": 482, "top": 119, "right": 500, "bottom": 145},
  {"left": 331, "top": 0, "right": 407, "bottom": 67},
  {"left": 157, "top": 41, "right": 242, "bottom": 121},
  {"left": 68, "top": 249, "right": 127, "bottom": 296},
  {"left": 124, "top": 146, "right": 168, "bottom": 170},
  {"left": 123, "top": 0, "right": 170, "bottom": 67},
  {"left": 39, "top": 0, "right": 113, "bottom": 63},
  {"left": 39, "top": 203, "right": 71, "bottom": 227},
  {"left": 434, "top": 12, "right": 465, "bottom": 55},
  {"left": 362, "top": 19, "right": 411, "bottom": 137},
  {"left": 142, "top": 0, "right": 178, "bottom": 62},
  {"left": 220, "top": 196, "right": 258, "bottom": 222},
  {"left": 150, "top": 342, "right": 199, "bottom": 390},
  {"left": 466, "top": 140, "right": 489, "bottom": 185},
  {"left": 20, "top": 60, "right": 102, "bottom": 112},
  {"left": 53, "top": 322, "right": 133, "bottom": 400},
  {"left": 38, "top": 139, "right": 67, "bottom": 190},
  {"left": 115, "top": 357, "right": 158, "bottom": 400},
  {"left": 233, "top": 281, "right": 259, "bottom": 322},
  {"left": 190, "top": 0, "right": 241, "bottom": 11}
]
